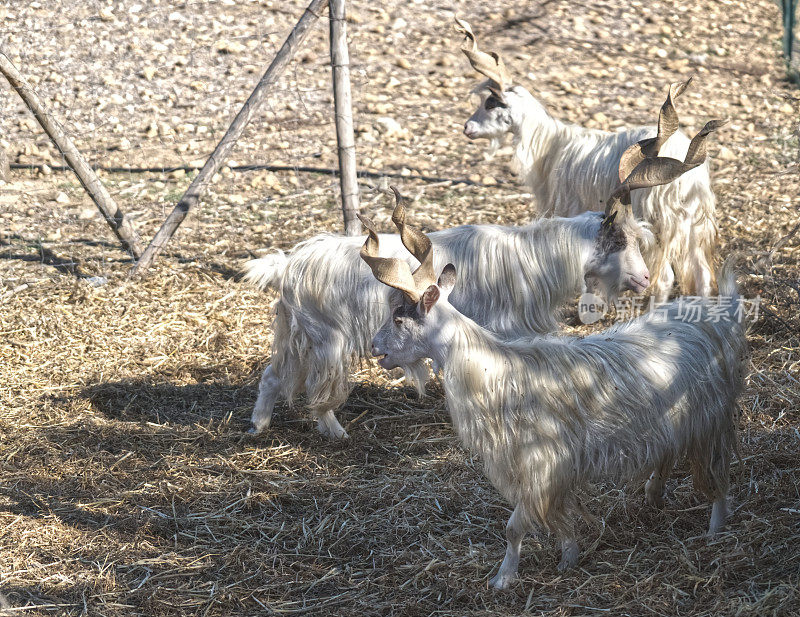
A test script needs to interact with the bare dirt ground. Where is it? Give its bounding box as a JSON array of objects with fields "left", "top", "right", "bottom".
[{"left": 1, "top": 1, "right": 798, "bottom": 615}]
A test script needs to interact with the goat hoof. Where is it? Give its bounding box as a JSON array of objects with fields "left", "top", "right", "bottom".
[
  {"left": 489, "top": 572, "right": 514, "bottom": 590},
  {"left": 316, "top": 411, "right": 349, "bottom": 439},
  {"left": 557, "top": 543, "right": 579, "bottom": 572},
  {"left": 321, "top": 427, "right": 349, "bottom": 440},
  {"left": 317, "top": 424, "right": 349, "bottom": 440},
  {"left": 645, "top": 491, "right": 665, "bottom": 509}
]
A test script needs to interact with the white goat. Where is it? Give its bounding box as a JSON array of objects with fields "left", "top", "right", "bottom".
[
  {"left": 244, "top": 208, "right": 642, "bottom": 439},
  {"left": 363, "top": 219, "right": 747, "bottom": 589},
  {"left": 243, "top": 124, "right": 718, "bottom": 439},
  {"left": 456, "top": 18, "right": 719, "bottom": 302}
]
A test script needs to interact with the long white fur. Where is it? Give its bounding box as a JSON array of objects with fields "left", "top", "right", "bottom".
[
  {"left": 243, "top": 212, "right": 628, "bottom": 438},
  {"left": 467, "top": 83, "right": 717, "bottom": 301},
  {"left": 370, "top": 262, "right": 747, "bottom": 587}
]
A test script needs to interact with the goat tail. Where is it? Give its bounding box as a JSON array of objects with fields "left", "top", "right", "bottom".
[
  {"left": 717, "top": 253, "right": 741, "bottom": 306},
  {"left": 241, "top": 251, "right": 288, "bottom": 290}
]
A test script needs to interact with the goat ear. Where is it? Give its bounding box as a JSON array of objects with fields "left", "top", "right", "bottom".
[
  {"left": 437, "top": 264, "right": 457, "bottom": 293},
  {"left": 487, "top": 85, "right": 507, "bottom": 106},
  {"left": 601, "top": 210, "right": 618, "bottom": 229},
  {"left": 419, "top": 285, "right": 440, "bottom": 316}
]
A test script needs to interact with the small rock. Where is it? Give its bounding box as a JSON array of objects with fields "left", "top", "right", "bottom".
[
  {"left": 215, "top": 39, "right": 246, "bottom": 54},
  {"left": 169, "top": 169, "right": 186, "bottom": 179},
  {"left": 391, "top": 17, "right": 407, "bottom": 31},
  {"left": 592, "top": 111, "right": 608, "bottom": 124},
  {"left": 79, "top": 207, "right": 97, "bottom": 220},
  {"left": 84, "top": 276, "right": 108, "bottom": 287},
  {"left": 779, "top": 102, "right": 794, "bottom": 115},
  {"left": 688, "top": 53, "right": 708, "bottom": 65},
  {"left": 263, "top": 173, "right": 281, "bottom": 189},
  {"left": 142, "top": 66, "right": 157, "bottom": 80},
  {"left": 374, "top": 116, "right": 411, "bottom": 141},
  {"left": 45, "top": 228, "right": 62, "bottom": 242},
  {"left": 396, "top": 57, "right": 412, "bottom": 70},
  {"left": 54, "top": 191, "right": 70, "bottom": 204},
  {"left": 717, "top": 146, "right": 737, "bottom": 162}
]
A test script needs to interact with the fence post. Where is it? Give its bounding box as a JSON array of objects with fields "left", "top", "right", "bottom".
[
  {"left": 781, "top": 0, "right": 800, "bottom": 82},
  {"left": 329, "top": 0, "right": 361, "bottom": 236}
]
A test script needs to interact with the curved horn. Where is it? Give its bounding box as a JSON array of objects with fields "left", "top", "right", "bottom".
[
  {"left": 618, "top": 78, "right": 693, "bottom": 182},
  {"left": 454, "top": 17, "right": 478, "bottom": 52},
  {"left": 454, "top": 16, "right": 511, "bottom": 90},
  {"left": 684, "top": 118, "right": 729, "bottom": 166},
  {"left": 358, "top": 213, "right": 420, "bottom": 303},
  {"left": 389, "top": 187, "right": 437, "bottom": 291},
  {"left": 605, "top": 117, "right": 725, "bottom": 218}
]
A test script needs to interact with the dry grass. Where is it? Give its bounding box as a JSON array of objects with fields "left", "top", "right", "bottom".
[{"left": 1, "top": 0, "right": 799, "bottom": 615}]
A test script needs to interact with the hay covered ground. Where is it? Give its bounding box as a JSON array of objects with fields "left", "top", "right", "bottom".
[{"left": 0, "top": 0, "right": 798, "bottom": 615}]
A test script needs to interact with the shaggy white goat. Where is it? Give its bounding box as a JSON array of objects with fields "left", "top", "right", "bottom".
[
  {"left": 244, "top": 205, "right": 643, "bottom": 439},
  {"left": 243, "top": 124, "right": 718, "bottom": 439},
  {"left": 456, "top": 18, "right": 719, "bottom": 302},
  {"left": 363, "top": 222, "right": 748, "bottom": 589}
]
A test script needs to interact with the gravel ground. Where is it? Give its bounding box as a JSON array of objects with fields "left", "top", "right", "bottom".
[{"left": 0, "top": 1, "right": 798, "bottom": 615}]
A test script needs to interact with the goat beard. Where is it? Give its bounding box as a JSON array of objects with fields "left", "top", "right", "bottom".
[
  {"left": 584, "top": 274, "right": 620, "bottom": 308},
  {"left": 399, "top": 359, "right": 431, "bottom": 398},
  {"left": 484, "top": 137, "right": 502, "bottom": 159}
]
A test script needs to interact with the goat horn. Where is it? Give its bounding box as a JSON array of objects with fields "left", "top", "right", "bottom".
[
  {"left": 684, "top": 118, "right": 728, "bottom": 166},
  {"left": 389, "top": 187, "right": 437, "bottom": 291},
  {"left": 454, "top": 17, "right": 478, "bottom": 52},
  {"left": 454, "top": 16, "right": 511, "bottom": 91},
  {"left": 623, "top": 119, "right": 725, "bottom": 191},
  {"left": 605, "top": 116, "right": 723, "bottom": 219},
  {"left": 358, "top": 213, "right": 421, "bottom": 303},
  {"left": 617, "top": 78, "right": 693, "bottom": 182},
  {"left": 605, "top": 118, "right": 723, "bottom": 218}
]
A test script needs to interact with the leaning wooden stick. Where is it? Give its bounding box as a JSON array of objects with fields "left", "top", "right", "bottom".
[
  {"left": 0, "top": 50, "right": 144, "bottom": 258},
  {"left": 132, "top": 0, "right": 329, "bottom": 277},
  {"left": 329, "top": 0, "right": 361, "bottom": 236}
]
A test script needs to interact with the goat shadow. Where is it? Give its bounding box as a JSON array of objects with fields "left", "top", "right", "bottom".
[{"left": 79, "top": 372, "right": 438, "bottom": 434}]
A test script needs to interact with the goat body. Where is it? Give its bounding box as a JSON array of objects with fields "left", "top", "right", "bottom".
[
  {"left": 370, "top": 263, "right": 747, "bottom": 587},
  {"left": 244, "top": 212, "right": 643, "bottom": 438},
  {"left": 466, "top": 84, "right": 717, "bottom": 301}
]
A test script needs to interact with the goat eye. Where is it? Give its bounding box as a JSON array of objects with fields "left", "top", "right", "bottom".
[{"left": 485, "top": 95, "right": 506, "bottom": 110}]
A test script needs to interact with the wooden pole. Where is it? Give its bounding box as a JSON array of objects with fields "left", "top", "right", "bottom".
[
  {"left": 131, "top": 0, "right": 328, "bottom": 277},
  {"left": 0, "top": 51, "right": 144, "bottom": 258},
  {"left": 0, "top": 147, "right": 8, "bottom": 182},
  {"left": 329, "top": 0, "right": 361, "bottom": 236}
]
